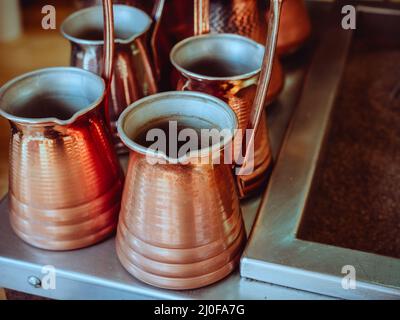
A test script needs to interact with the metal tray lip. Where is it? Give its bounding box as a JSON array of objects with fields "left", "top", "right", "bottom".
[
  {"left": 241, "top": 6, "right": 400, "bottom": 299},
  {"left": 356, "top": 4, "right": 400, "bottom": 16}
]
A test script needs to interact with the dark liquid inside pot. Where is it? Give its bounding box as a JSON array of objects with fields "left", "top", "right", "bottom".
[
  {"left": 133, "top": 117, "right": 224, "bottom": 158},
  {"left": 185, "top": 58, "right": 254, "bottom": 78}
]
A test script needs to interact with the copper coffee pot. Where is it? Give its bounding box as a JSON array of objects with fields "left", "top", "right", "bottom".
[
  {"left": 171, "top": 34, "right": 272, "bottom": 196},
  {"left": 61, "top": 5, "right": 158, "bottom": 153},
  {"left": 169, "top": 0, "right": 286, "bottom": 197},
  {"left": 75, "top": 0, "right": 286, "bottom": 97},
  {"left": 116, "top": 92, "right": 246, "bottom": 289},
  {"left": 276, "top": 0, "right": 311, "bottom": 55},
  {"left": 0, "top": 0, "right": 123, "bottom": 251},
  {"left": 193, "top": 0, "right": 284, "bottom": 101},
  {"left": 115, "top": 0, "right": 283, "bottom": 289}
]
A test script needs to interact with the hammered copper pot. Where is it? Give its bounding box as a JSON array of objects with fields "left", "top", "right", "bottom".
[
  {"left": 116, "top": 91, "right": 246, "bottom": 290},
  {"left": 207, "top": 0, "right": 283, "bottom": 101},
  {"left": 171, "top": 33, "right": 272, "bottom": 196},
  {"left": 0, "top": 68, "right": 124, "bottom": 251},
  {"left": 61, "top": 5, "right": 158, "bottom": 153},
  {"left": 150, "top": 0, "right": 284, "bottom": 98},
  {"left": 277, "top": 0, "right": 311, "bottom": 55}
]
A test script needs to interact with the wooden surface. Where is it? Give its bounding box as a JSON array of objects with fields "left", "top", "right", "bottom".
[{"left": 0, "top": 2, "right": 73, "bottom": 198}]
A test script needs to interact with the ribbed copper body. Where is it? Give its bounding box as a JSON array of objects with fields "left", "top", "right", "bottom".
[
  {"left": 116, "top": 92, "right": 246, "bottom": 290},
  {"left": 61, "top": 5, "right": 158, "bottom": 153},
  {"left": 171, "top": 34, "right": 272, "bottom": 197},
  {"left": 0, "top": 68, "right": 123, "bottom": 251},
  {"left": 277, "top": 0, "right": 311, "bottom": 55}
]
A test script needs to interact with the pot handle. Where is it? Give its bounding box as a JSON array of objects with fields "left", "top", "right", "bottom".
[
  {"left": 194, "top": 0, "right": 210, "bottom": 35},
  {"left": 236, "top": 0, "right": 283, "bottom": 197},
  {"left": 150, "top": 0, "right": 166, "bottom": 80},
  {"left": 192, "top": 0, "right": 283, "bottom": 197},
  {"left": 102, "top": 0, "right": 114, "bottom": 128}
]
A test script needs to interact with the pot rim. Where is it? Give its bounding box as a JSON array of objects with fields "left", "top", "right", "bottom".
[
  {"left": 0, "top": 67, "right": 106, "bottom": 126},
  {"left": 117, "top": 91, "right": 239, "bottom": 164},
  {"left": 170, "top": 33, "right": 264, "bottom": 82},
  {"left": 60, "top": 4, "right": 152, "bottom": 46}
]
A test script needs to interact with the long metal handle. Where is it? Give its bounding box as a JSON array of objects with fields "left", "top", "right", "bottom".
[
  {"left": 102, "top": 0, "right": 114, "bottom": 85},
  {"left": 150, "top": 0, "right": 166, "bottom": 79},
  {"left": 236, "top": 0, "right": 283, "bottom": 196},
  {"left": 102, "top": 0, "right": 114, "bottom": 127},
  {"left": 194, "top": 0, "right": 210, "bottom": 35}
]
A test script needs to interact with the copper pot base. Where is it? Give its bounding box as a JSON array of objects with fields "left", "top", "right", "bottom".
[
  {"left": 11, "top": 219, "right": 117, "bottom": 251},
  {"left": 9, "top": 188, "right": 121, "bottom": 251},
  {"left": 116, "top": 229, "right": 245, "bottom": 290}
]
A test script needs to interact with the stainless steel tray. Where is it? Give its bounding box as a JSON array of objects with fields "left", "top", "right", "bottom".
[{"left": 241, "top": 5, "right": 400, "bottom": 300}]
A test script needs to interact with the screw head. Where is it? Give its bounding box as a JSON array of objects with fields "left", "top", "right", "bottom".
[{"left": 27, "top": 276, "right": 42, "bottom": 288}]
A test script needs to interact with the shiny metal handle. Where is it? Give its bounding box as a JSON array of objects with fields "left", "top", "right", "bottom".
[
  {"left": 102, "top": 0, "right": 114, "bottom": 128},
  {"left": 194, "top": 0, "right": 210, "bottom": 35},
  {"left": 236, "top": 0, "right": 283, "bottom": 196},
  {"left": 102, "top": 0, "right": 114, "bottom": 85},
  {"left": 150, "top": 0, "right": 166, "bottom": 79}
]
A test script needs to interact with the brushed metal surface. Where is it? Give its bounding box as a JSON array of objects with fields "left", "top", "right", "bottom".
[
  {"left": 241, "top": 5, "right": 400, "bottom": 299},
  {"left": 0, "top": 67, "right": 123, "bottom": 251}
]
